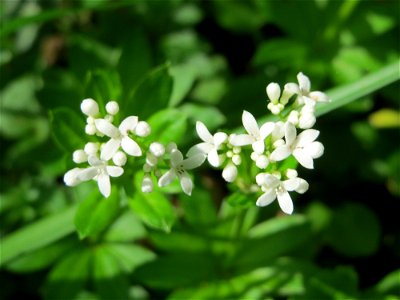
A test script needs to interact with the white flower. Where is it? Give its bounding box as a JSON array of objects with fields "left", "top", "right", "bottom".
[
  {"left": 286, "top": 72, "right": 329, "bottom": 108},
  {"left": 95, "top": 116, "right": 142, "bottom": 161},
  {"left": 255, "top": 173, "right": 306, "bottom": 215},
  {"left": 270, "top": 122, "right": 324, "bottom": 169},
  {"left": 187, "top": 121, "right": 227, "bottom": 167},
  {"left": 230, "top": 110, "right": 275, "bottom": 154},
  {"left": 76, "top": 156, "right": 124, "bottom": 198},
  {"left": 158, "top": 149, "right": 204, "bottom": 195}
]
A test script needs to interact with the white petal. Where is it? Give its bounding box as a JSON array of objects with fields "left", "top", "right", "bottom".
[
  {"left": 284, "top": 83, "right": 299, "bottom": 94},
  {"left": 98, "top": 173, "right": 111, "bottom": 198},
  {"left": 213, "top": 132, "right": 228, "bottom": 147},
  {"left": 77, "top": 167, "right": 98, "bottom": 181},
  {"left": 252, "top": 139, "right": 265, "bottom": 154},
  {"left": 296, "top": 178, "right": 309, "bottom": 194},
  {"left": 182, "top": 153, "right": 206, "bottom": 170},
  {"left": 178, "top": 172, "right": 193, "bottom": 195},
  {"left": 207, "top": 149, "right": 220, "bottom": 167},
  {"left": 222, "top": 164, "right": 237, "bottom": 182},
  {"left": 95, "top": 119, "right": 119, "bottom": 138},
  {"left": 119, "top": 116, "right": 138, "bottom": 133},
  {"left": 309, "top": 91, "right": 329, "bottom": 102},
  {"left": 158, "top": 169, "right": 176, "bottom": 187},
  {"left": 259, "top": 122, "right": 275, "bottom": 139},
  {"left": 282, "top": 178, "right": 300, "bottom": 191},
  {"left": 266, "top": 82, "right": 281, "bottom": 102},
  {"left": 187, "top": 143, "right": 214, "bottom": 157},
  {"left": 170, "top": 149, "right": 183, "bottom": 167},
  {"left": 256, "top": 190, "right": 277, "bottom": 207},
  {"left": 304, "top": 141, "right": 324, "bottom": 159},
  {"left": 277, "top": 190, "right": 294, "bottom": 215},
  {"left": 242, "top": 110, "right": 260, "bottom": 137},
  {"left": 297, "top": 72, "right": 310, "bottom": 93},
  {"left": 196, "top": 121, "right": 213, "bottom": 143},
  {"left": 285, "top": 122, "right": 297, "bottom": 145},
  {"left": 64, "top": 168, "right": 83, "bottom": 186},
  {"left": 229, "top": 134, "right": 254, "bottom": 146},
  {"left": 101, "top": 138, "right": 121, "bottom": 161},
  {"left": 293, "top": 149, "right": 314, "bottom": 169},
  {"left": 88, "top": 155, "right": 102, "bottom": 166},
  {"left": 270, "top": 145, "right": 291, "bottom": 161},
  {"left": 106, "top": 166, "right": 124, "bottom": 177},
  {"left": 295, "top": 129, "right": 319, "bottom": 147},
  {"left": 121, "top": 136, "right": 142, "bottom": 156}
]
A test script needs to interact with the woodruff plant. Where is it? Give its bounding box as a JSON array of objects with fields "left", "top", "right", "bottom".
[{"left": 64, "top": 72, "right": 329, "bottom": 215}]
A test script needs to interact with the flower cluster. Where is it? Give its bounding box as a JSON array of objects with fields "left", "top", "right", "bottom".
[
  {"left": 64, "top": 99, "right": 204, "bottom": 197},
  {"left": 186, "top": 72, "right": 329, "bottom": 214},
  {"left": 64, "top": 72, "right": 328, "bottom": 215}
]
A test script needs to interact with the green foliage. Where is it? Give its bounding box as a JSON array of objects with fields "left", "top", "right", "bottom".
[{"left": 1, "top": 0, "right": 399, "bottom": 299}]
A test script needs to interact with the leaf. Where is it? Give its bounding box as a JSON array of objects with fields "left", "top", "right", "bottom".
[
  {"left": 5, "top": 238, "right": 77, "bottom": 273},
  {"left": 103, "top": 210, "right": 147, "bottom": 242},
  {"left": 169, "top": 64, "right": 196, "bottom": 106},
  {"left": 133, "top": 253, "right": 217, "bottom": 289},
  {"left": 92, "top": 246, "right": 130, "bottom": 300},
  {"left": 83, "top": 69, "right": 122, "bottom": 115},
  {"left": 180, "top": 103, "right": 226, "bottom": 131},
  {"left": 147, "top": 108, "right": 187, "bottom": 145},
  {"left": 233, "top": 215, "right": 313, "bottom": 270},
  {"left": 123, "top": 64, "right": 173, "bottom": 120},
  {"left": 129, "top": 190, "right": 176, "bottom": 232},
  {"left": 1, "top": 205, "right": 76, "bottom": 267},
  {"left": 317, "top": 59, "right": 400, "bottom": 116},
  {"left": 325, "top": 202, "right": 381, "bottom": 257},
  {"left": 43, "top": 249, "right": 91, "bottom": 300},
  {"left": 74, "top": 189, "right": 121, "bottom": 239},
  {"left": 49, "top": 107, "right": 86, "bottom": 153}
]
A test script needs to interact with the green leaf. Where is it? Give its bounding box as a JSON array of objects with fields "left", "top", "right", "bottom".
[
  {"left": 49, "top": 107, "right": 86, "bottom": 152},
  {"left": 1, "top": 205, "right": 76, "bottom": 267},
  {"left": 92, "top": 246, "right": 130, "bottom": 300},
  {"left": 317, "top": 59, "right": 400, "bottom": 116},
  {"left": 233, "top": 215, "right": 312, "bottom": 270},
  {"left": 169, "top": 64, "right": 196, "bottom": 106},
  {"left": 74, "top": 189, "right": 121, "bottom": 239},
  {"left": 5, "top": 238, "right": 77, "bottom": 273},
  {"left": 123, "top": 64, "right": 173, "bottom": 120},
  {"left": 129, "top": 190, "right": 176, "bottom": 232},
  {"left": 103, "top": 210, "right": 147, "bottom": 242},
  {"left": 180, "top": 103, "right": 226, "bottom": 130},
  {"left": 133, "top": 253, "right": 217, "bottom": 289},
  {"left": 325, "top": 202, "right": 381, "bottom": 257},
  {"left": 147, "top": 108, "right": 187, "bottom": 145},
  {"left": 43, "top": 249, "right": 91, "bottom": 300},
  {"left": 180, "top": 188, "right": 218, "bottom": 226}
]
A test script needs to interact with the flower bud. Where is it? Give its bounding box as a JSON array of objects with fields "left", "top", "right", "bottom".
[
  {"left": 256, "top": 155, "right": 269, "bottom": 169},
  {"left": 141, "top": 175, "right": 153, "bottom": 193},
  {"left": 232, "top": 154, "right": 241, "bottom": 166},
  {"left": 295, "top": 178, "right": 309, "bottom": 194},
  {"left": 113, "top": 151, "right": 127, "bottom": 166},
  {"left": 135, "top": 121, "right": 151, "bottom": 137},
  {"left": 73, "top": 150, "right": 88, "bottom": 164},
  {"left": 146, "top": 153, "right": 158, "bottom": 166},
  {"left": 266, "top": 82, "right": 281, "bottom": 103},
  {"left": 287, "top": 111, "right": 299, "bottom": 125},
  {"left": 81, "top": 98, "right": 99, "bottom": 117},
  {"left": 222, "top": 164, "right": 237, "bottom": 183},
  {"left": 299, "top": 112, "right": 316, "bottom": 129},
  {"left": 105, "top": 101, "right": 119, "bottom": 115},
  {"left": 149, "top": 142, "right": 165, "bottom": 157},
  {"left": 286, "top": 169, "right": 298, "bottom": 179},
  {"left": 250, "top": 152, "right": 259, "bottom": 161},
  {"left": 64, "top": 168, "right": 83, "bottom": 186},
  {"left": 84, "top": 142, "right": 99, "bottom": 155},
  {"left": 85, "top": 124, "right": 97, "bottom": 135}
]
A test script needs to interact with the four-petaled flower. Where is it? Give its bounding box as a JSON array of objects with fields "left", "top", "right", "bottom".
[
  {"left": 66, "top": 156, "right": 123, "bottom": 198},
  {"left": 256, "top": 173, "right": 307, "bottom": 215},
  {"left": 158, "top": 149, "right": 204, "bottom": 195},
  {"left": 270, "top": 122, "right": 324, "bottom": 169},
  {"left": 95, "top": 116, "right": 142, "bottom": 161},
  {"left": 187, "top": 121, "right": 227, "bottom": 167},
  {"left": 230, "top": 110, "right": 275, "bottom": 154}
]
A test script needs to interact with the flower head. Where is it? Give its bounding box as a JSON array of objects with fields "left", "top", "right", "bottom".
[
  {"left": 158, "top": 149, "right": 204, "bottom": 195},
  {"left": 187, "top": 121, "right": 227, "bottom": 167},
  {"left": 230, "top": 110, "right": 275, "bottom": 154}
]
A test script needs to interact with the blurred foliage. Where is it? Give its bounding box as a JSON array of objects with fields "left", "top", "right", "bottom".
[{"left": 0, "top": 0, "right": 399, "bottom": 299}]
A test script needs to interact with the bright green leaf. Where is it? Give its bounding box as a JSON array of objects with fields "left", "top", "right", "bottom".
[{"left": 147, "top": 108, "right": 187, "bottom": 144}]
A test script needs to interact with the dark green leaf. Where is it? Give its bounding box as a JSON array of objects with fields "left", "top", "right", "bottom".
[
  {"left": 49, "top": 107, "right": 86, "bottom": 152},
  {"left": 123, "top": 64, "right": 173, "bottom": 120},
  {"left": 129, "top": 190, "right": 176, "bottom": 232}
]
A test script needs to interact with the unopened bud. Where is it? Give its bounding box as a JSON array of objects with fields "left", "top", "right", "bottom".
[
  {"left": 73, "top": 150, "right": 88, "bottom": 164},
  {"left": 105, "top": 101, "right": 119, "bottom": 115},
  {"left": 135, "top": 121, "right": 151, "bottom": 137},
  {"left": 113, "top": 151, "right": 127, "bottom": 166},
  {"left": 81, "top": 98, "right": 99, "bottom": 117},
  {"left": 141, "top": 175, "right": 153, "bottom": 193},
  {"left": 266, "top": 82, "right": 281, "bottom": 103},
  {"left": 149, "top": 142, "right": 165, "bottom": 157},
  {"left": 222, "top": 163, "right": 237, "bottom": 183}
]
